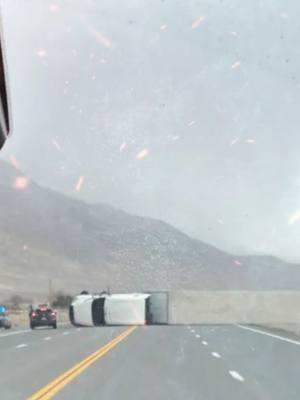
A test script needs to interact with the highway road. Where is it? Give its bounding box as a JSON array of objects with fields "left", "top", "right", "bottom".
[{"left": 0, "top": 323, "right": 299, "bottom": 399}]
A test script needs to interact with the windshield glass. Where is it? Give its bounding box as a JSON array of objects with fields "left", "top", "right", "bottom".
[{"left": 0, "top": 1, "right": 299, "bottom": 399}]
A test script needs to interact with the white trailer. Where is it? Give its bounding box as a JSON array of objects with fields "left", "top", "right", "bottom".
[
  {"left": 69, "top": 291, "right": 168, "bottom": 327},
  {"left": 104, "top": 293, "right": 150, "bottom": 325}
]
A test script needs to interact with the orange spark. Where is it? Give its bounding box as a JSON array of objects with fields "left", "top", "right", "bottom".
[
  {"left": 13, "top": 176, "right": 30, "bottom": 190},
  {"left": 88, "top": 28, "right": 112, "bottom": 48}
]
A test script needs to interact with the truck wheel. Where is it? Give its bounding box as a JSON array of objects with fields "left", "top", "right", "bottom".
[
  {"left": 52, "top": 323, "right": 57, "bottom": 329},
  {"left": 30, "top": 323, "right": 35, "bottom": 330}
]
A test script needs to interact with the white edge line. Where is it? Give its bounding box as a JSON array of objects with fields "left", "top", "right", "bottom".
[
  {"left": 16, "top": 343, "right": 28, "bottom": 349},
  {"left": 229, "top": 370, "right": 245, "bottom": 382},
  {"left": 236, "top": 324, "right": 300, "bottom": 346}
]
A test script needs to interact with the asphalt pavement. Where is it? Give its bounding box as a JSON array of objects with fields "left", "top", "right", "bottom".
[{"left": 0, "top": 323, "right": 299, "bottom": 399}]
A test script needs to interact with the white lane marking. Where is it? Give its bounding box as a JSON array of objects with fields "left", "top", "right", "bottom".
[
  {"left": 0, "top": 330, "right": 31, "bottom": 339},
  {"left": 44, "top": 337, "right": 52, "bottom": 341},
  {"left": 212, "top": 352, "right": 221, "bottom": 358},
  {"left": 229, "top": 370, "right": 245, "bottom": 382},
  {"left": 202, "top": 340, "right": 208, "bottom": 346},
  {"left": 195, "top": 334, "right": 201, "bottom": 338},
  {"left": 62, "top": 331, "right": 69, "bottom": 336},
  {"left": 236, "top": 324, "right": 300, "bottom": 346},
  {"left": 16, "top": 343, "right": 28, "bottom": 349}
]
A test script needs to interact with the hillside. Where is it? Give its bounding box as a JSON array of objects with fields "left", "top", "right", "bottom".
[{"left": 0, "top": 160, "right": 300, "bottom": 297}]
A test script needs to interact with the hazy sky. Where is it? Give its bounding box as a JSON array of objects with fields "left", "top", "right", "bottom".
[{"left": 1, "top": 0, "right": 300, "bottom": 261}]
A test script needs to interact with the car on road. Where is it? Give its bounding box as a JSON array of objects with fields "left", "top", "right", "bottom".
[
  {"left": 0, "top": 304, "right": 11, "bottom": 329},
  {"left": 29, "top": 304, "right": 57, "bottom": 329}
]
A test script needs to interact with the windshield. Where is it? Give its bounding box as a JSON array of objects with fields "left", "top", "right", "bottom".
[{"left": 0, "top": 1, "right": 299, "bottom": 399}]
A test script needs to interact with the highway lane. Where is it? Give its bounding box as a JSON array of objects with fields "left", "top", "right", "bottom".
[
  {"left": 55, "top": 325, "right": 300, "bottom": 400},
  {"left": 0, "top": 325, "right": 125, "bottom": 399},
  {"left": 0, "top": 323, "right": 72, "bottom": 353},
  {"left": 0, "top": 324, "right": 299, "bottom": 399}
]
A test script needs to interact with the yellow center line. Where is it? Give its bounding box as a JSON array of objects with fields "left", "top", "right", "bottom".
[{"left": 28, "top": 326, "right": 137, "bottom": 400}]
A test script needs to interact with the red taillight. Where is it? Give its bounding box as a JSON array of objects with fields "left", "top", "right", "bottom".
[
  {"left": 31, "top": 312, "right": 36, "bottom": 317},
  {"left": 51, "top": 312, "right": 56, "bottom": 316}
]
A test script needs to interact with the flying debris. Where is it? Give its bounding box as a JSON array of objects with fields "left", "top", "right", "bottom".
[
  {"left": 288, "top": 209, "right": 300, "bottom": 225},
  {"left": 10, "top": 155, "right": 19, "bottom": 169},
  {"left": 36, "top": 49, "right": 47, "bottom": 58},
  {"left": 136, "top": 149, "right": 149, "bottom": 160},
  {"left": 231, "top": 61, "right": 241, "bottom": 69},
  {"left": 230, "top": 137, "right": 240, "bottom": 146},
  {"left": 75, "top": 176, "right": 85, "bottom": 192},
  {"left": 191, "top": 16, "right": 205, "bottom": 29},
  {"left": 246, "top": 139, "right": 256, "bottom": 144},
  {"left": 52, "top": 139, "right": 61, "bottom": 151},
  {"left": 188, "top": 120, "right": 196, "bottom": 127},
  {"left": 49, "top": 3, "right": 59, "bottom": 13},
  {"left": 160, "top": 25, "right": 167, "bottom": 30},
  {"left": 119, "top": 142, "right": 127, "bottom": 152},
  {"left": 234, "top": 260, "right": 242, "bottom": 266}
]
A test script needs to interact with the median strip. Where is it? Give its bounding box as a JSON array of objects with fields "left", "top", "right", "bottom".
[{"left": 29, "top": 326, "right": 137, "bottom": 400}]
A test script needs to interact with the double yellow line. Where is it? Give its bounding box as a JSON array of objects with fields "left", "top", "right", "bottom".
[{"left": 29, "top": 326, "right": 137, "bottom": 400}]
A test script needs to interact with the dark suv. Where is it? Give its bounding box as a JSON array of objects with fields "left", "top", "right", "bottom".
[{"left": 29, "top": 304, "right": 57, "bottom": 329}]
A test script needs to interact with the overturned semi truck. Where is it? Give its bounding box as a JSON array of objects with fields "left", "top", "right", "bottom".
[{"left": 69, "top": 292, "right": 169, "bottom": 326}]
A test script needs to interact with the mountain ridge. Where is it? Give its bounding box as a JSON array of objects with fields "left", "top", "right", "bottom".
[{"left": 0, "top": 159, "right": 299, "bottom": 297}]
